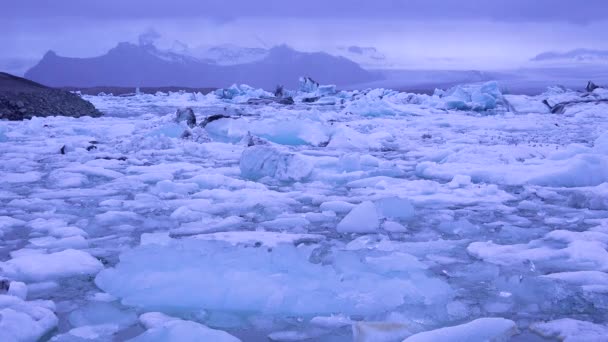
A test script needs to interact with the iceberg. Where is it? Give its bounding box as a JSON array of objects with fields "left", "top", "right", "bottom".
[
  {"left": 215, "top": 84, "right": 272, "bottom": 102},
  {"left": 433, "top": 81, "right": 504, "bottom": 112},
  {"left": 95, "top": 238, "right": 451, "bottom": 317},
  {"left": 404, "top": 318, "right": 517, "bottom": 342},
  {"left": 0, "top": 249, "right": 103, "bottom": 282},
  {"left": 0, "top": 295, "right": 58, "bottom": 342},
  {"left": 336, "top": 201, "right": 380, "bottom": 233},
  {"left": 131, "top": 315, "right": 241, "bottom": 342},
  {"left": 298, "top": 77, "right": 320, "bottom": 93},
  {"left": 239, "top": 145, "right": 313, "bottom": 182}
]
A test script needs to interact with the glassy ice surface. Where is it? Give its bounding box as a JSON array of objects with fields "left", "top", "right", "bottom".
[{"left": 2, "top": 82, "right": 608, "bottom": 341}]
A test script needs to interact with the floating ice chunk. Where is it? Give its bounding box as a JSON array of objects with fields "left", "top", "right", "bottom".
[
  {"left": 61, "top": 165, "right": 124, "bottom": 179},
  {"left": 130, "top": 317, "right": 241, "bottom": 342},
  {"left": 374, "top": 197, "right": 415, "bottom": 220},
  {"left": 417, "top": 152, "right": 608, "bottom": 188},
  {"left": 530, "top": 318, "right": 608, "bottom": 342},
  {"left": 0, "top": 295, "right": 58, "bottom": 342},
  {"left": 540, "top": 271, "right": 608, "bottom": 289},
  {"left": 336, "top": 201, "right": 380, "bottom": 233},
  {"left": 299, "top": 77, "right": 319, "bottom": 93},
  {"left": 26, "top": 282, "right": 59, "bottom": 298},
  {"left": 344, "top": 98, "right": 396, "bottom": 117},
  {"left": 310, "top": 314, "right": 352, "bottom": 328},
  {"left": 0, "top": 249, "right": 103, "bottom": 282},
  {"left": 172, "top": 216, "right": 245, "bottom": 236},
  {"left": 95, "top": 211, "right": 140, "bottom": 225},
  {"left": 528, "top": 154, "right": 608, "bottom": 187},
  {"left": 433, "top": 81, "right": 503, "bottom": 112},
  {"left": 403, "top": 318, "right": 517, "bottom": 342},
  {"left": 382, "top": 221, "right": 408, "bottom": 233},
  {"left": 320, "top": 201, "right": 356, "bottom": 214},
  {"left": 0, "top": 216, "right": 25, "bottom": 238},
  {"left": 447, "top": 175, "right": 471, "bottom": 189},
  {"left": 339, "top": 153, "right": 362, "bottom": 172},
  {"left": 0, "top": 126, "right": 7, "bottom": 142},
  {"left": 47, "top": 170, "right": 89, "bottom": 188},
  {"left": 175, "top": 107, "right": 197, "bottom": 128},
  {"left": 503, "top": 94, "right": 550, "bottom": 114},
  {"left": 317, "top": 84, "right": 337, "bottom": 96},
  {"left": 7, "top": 282, "right": 27, "bottom": 300},
  {"left": 365, "top": 253, "right": 428, "bottom": 273},
  {"left": 327, "top": 125, "right": 396, "bottom": 151},
  {"left": 96, "top": 239, "right": 449, "bottom": 316},
  {"left": 190, "top": 231, "right": 324, "bottom": 248},
  {"left": 152, "top": 180, "right": 199, "bottom": 196},
  {"left": 1, "top": 171, "right": 42, "bottom": 184},
  {"left": 262, "top": 216, "right": 310, "bottom": 231},
  {"left": 215, "top": 84, "right": 272, "bottom": 102},
  {"left": 594, "top": 132, "right": 608, "bottom": 155},
  {"left": 352, "top": 321, "right": 412, "bottom": 342},
  {"left": 268, "top": 329, "right": 326, "bottom": 341},
  {"left": 147, "top": 122, "right": 187, "bottom": 138},
  {"left": 139, "top": 312, "right": 179, "bottom": 329},
  {"left": 69, "top": 302, "right": 137, "bottom": 329},
  {"left": 239, "top": 145, "right": 312, "bottom": 182},
  {"left": 51, "top": 324, "right": 120, "bottom": 341},
  {"left": 28, "top": 235, "right": 88, "bottom": 250},
  {"left": 249, "top": 119, "right": 329, "bottom": 146},
  {"left": 437, "top": 219, "right": 478, "bottom": 236},
  {"left": 467, "top": 239, "right": 608, "bottom": 272}
]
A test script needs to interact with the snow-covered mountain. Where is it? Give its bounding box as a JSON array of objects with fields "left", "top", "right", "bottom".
[
  {"left": 168, "top": 42, "right": 267, "bottom": 65},
  {"left": 336, "top": 46, "right": 388, "bottom": 69},
  {"left": 170, "top": 43, "right": 389, "bottom": 68},
  {"left": 24, "top": 42, "right": 378, "bottom": 89},
  {"left": 199, "top": 44, "right": 268, "bottom": 66},
  {"left": 531, "top": 49, "right": 608, "bottom": 64}
]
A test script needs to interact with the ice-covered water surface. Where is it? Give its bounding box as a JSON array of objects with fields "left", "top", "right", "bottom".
[{"left": 1, "top": 82, "right": 608, "bottom": 341}]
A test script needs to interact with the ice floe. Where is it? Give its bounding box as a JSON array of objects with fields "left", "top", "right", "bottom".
[{"left": 1, "top": 80, "right": 608, "bottom": 340}]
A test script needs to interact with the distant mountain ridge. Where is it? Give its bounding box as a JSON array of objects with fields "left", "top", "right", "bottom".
[
  {"left": 24, "top": 43, "right": 378, "bottom": 89},
  {"left": 531, "top": 49, "right": 608, "bottom": 63}
]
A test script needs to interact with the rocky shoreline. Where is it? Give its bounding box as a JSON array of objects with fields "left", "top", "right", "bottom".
[{"left": 0, "top": 72, "right": 101, "bottom": 120}]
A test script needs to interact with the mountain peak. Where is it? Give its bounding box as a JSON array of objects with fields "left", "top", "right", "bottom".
[
  {"left": 531, "top": 48, "right": 608, "bottom": 63},
  {"left": 25, "top": 42, "right": 378, "bottom": 88},
  {"left": 42, "top": 50, "right": 58, "bottom": 59}
]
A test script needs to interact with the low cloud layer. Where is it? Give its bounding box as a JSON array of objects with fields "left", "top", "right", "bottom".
[
  {"left": 5, "top": 0, "right": 608, "bottom": 23},
  {"left": 2, "top": 0, "right": 608, "bottom": 73}
]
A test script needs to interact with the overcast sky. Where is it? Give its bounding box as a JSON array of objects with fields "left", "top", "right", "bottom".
[{"left": 3, "top": 0, "right": 608, "bottom": 74}]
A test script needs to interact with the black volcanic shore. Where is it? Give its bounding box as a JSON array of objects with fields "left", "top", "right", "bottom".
[{"left": 0, "top": 72, "right": 101, "bottom": 120}]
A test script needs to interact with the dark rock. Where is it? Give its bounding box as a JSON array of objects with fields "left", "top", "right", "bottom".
[
  {"left": 0, "top": 72, "right": 102, "bottom": 121},
  {"left": 274, "top": 85, "right": 284, "bottom": 98},
  {"left": 201, "top": 114, "right": 231, "bottom": 127},
  {"left": 60, "top": 145, "right": 66, "bottom": 154},
  {"left": 86, "top": 145, "right": 97, "bottom": 151},
  {"left": 587, "top": 81, "right": 600, "bottom": 92},
  {"left": 302, "top": 97, "right": 320, "bottom": 103},
  {"left": 246, "top": 98, "right": 276, "bottom": 105},
  {"left": 0, "top": 279, "right": 9, "bottom": 293},
  {"left": 175, "top": 107, "right": 196, "bottom": 128},
  {"left": 96, "top": 156, "right": 127, "bottom": 161},
  {"left": 278, "top": 97, "right": 294, "bottom": 105}
]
